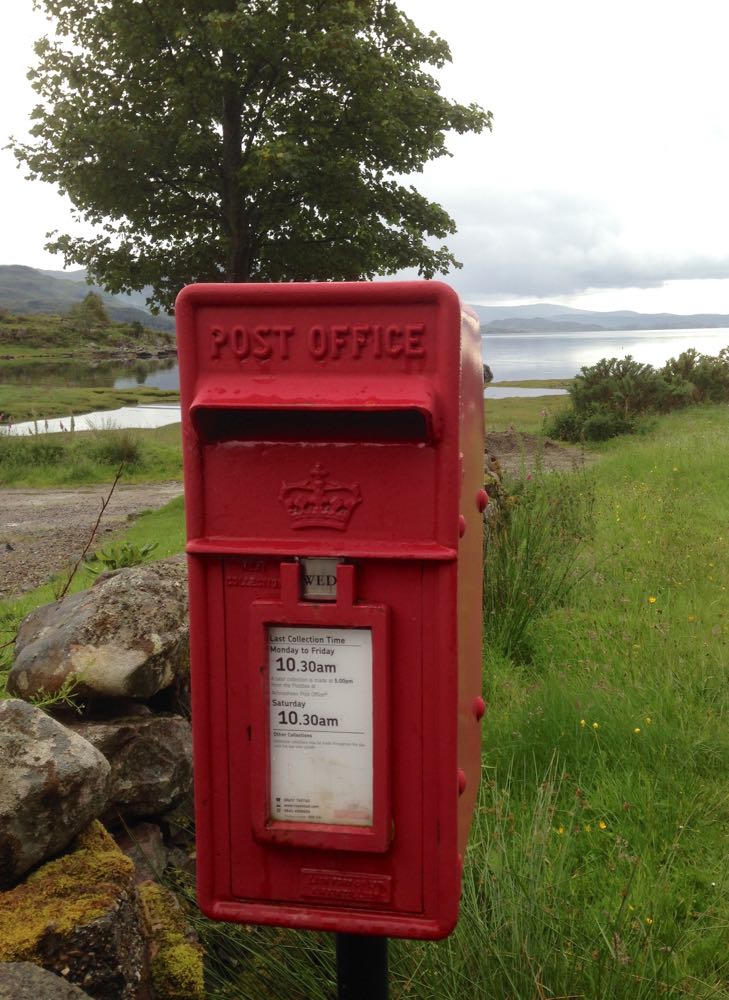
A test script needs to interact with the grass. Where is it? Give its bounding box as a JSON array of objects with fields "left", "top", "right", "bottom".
[
  {"left": 0, "top": 307, "right": 173, "bottom": 356},
  {"left": 0, "top": 383, "right": 179, "bottom": 424},
  {"left": 485, "top": 392, "right": 570, "bottom": 432},
  {"left": 174, "top": 403, "right": 728, "bottom": 999},
  {"left": 492, "top": 378, "right": 574, "bottom": 389},
  {"left": 0, "top": 492, "right": 186, "bottom": 694},
  {"left": 2, "top": 394, "right": 727, "bottom": 997},
  {"left": 0, "top": 423, "right": 182, "bottom": 486}
]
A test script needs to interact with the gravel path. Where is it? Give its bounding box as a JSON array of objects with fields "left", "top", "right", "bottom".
[
  {"left": 0, "top": 434, "right": 586, "bottom": 602},
  {"left": 0, "top": 482, "right": 183, "bottom": 600}
]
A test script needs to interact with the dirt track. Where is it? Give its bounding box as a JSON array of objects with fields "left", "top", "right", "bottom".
[
  {"left": 0, "top": 482, "right": 182, "bottom": 600},
  {"left": 0, "top": 433, "right": 587, "bottom": 601}
]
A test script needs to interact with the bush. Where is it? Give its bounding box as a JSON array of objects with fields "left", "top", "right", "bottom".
[
  {"left": 545, "top": 408, "right": 635, "bottom": 442},
  {"left": 549, "top": 347, "right": 729, "bottom": 444},
  {"left": 569, "top": 355, "right": 676, "bottom": 419},
  {"left": 661, "top": 347, "right": 729, "bottom": 404}
]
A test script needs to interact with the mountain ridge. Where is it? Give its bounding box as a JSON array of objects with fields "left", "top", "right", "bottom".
[{"left": 0, "top": 265, "right": 173, "bottom": 330}]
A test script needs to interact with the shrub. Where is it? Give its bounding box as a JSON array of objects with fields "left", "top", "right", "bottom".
[
  {"left": 569, "top": 355, "right": 675, "bottom": 419},
  {"left": 661, "top": 347, "right": 729, "bottom": 404},
  {"left": 545, "top": 408, "right": 635, "bottom": 442}
]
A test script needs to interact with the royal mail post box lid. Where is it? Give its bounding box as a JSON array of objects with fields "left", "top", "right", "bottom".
[{"left": 188, "top": 374, "right": 441, "bottom": 441}]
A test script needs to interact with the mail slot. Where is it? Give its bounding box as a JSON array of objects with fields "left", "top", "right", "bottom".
[{"left": 176, "top": 280, "right": 485, "bottom": 939}]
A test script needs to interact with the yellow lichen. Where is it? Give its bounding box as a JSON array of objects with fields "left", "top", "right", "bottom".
[
  {"left": 0, "top": 820, "right": 134, "bottom": 962},
  {"left": 138, "top": 881, "right": 204, "bottom": 1000}
]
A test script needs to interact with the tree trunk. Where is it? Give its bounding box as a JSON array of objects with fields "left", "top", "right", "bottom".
[{"left": 221, "top": 48, "right": 250, "bottom": 282}]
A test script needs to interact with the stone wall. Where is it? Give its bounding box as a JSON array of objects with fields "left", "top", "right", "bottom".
[{"left": 0, "top": 557, "right": 203, "bottom": 1000}]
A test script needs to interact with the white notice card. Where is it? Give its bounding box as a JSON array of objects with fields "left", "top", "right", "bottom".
[{"left": 268, "top": 626, "right": 373, "bottom": 826}]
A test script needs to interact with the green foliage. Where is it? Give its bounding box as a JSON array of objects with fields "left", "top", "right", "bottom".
[
  {"left": 12, "top": 1, "right": 491, "bottom": 311},
  {"left": 65, "top": 291, "right": 109, "bottom": 335},
  {"left": 549, "top": 348, "right": 729, "bottom": 442},
  {"left": 87, "top": 540, "right": 159, "bottom": 575},
  {"left": 88, "top": 428, "right": 142, "bottom": 467},
  {"left": 169, "top": 406, "right": 729, "bottom": 1000},
  {"left": 662, "top": 347, "right": 729, "bottom": 403},
  {"left": 0, "top": 424, "right": 181, "bottom": 487},
  {"left": 483, "top": 468, "right": 595, "bottom": 660},
  {"left": 0, "top": 305, "right": 174, "bottom": 357}
]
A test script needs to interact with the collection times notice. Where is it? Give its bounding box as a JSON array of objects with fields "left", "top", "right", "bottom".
[{"left": 267, "top": 626, "right": 373, "bottom": 826}]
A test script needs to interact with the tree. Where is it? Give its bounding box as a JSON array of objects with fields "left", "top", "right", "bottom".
[
  {"left": 65, "top": 291, "right": 109, "bottom": 334},
  {"left": 12, "top": 0, "right": 491, "bottom": 313}
]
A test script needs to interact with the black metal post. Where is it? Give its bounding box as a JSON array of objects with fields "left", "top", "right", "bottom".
[{"left": 335, "top": 933, "right": 388, "bottom": 1000}]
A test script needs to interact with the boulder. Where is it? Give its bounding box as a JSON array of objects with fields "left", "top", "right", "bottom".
[
  {"left": 8, "top": 556, "right": 188, "bottom": 702},
  {"left": 69, "top": 715, "right": 193, "bottom": 822},
  {"left": 0, "top": 822, "right": 145, "bottom": 1000},
  {"left": 0, "top": 700, "right": 110, "bottom": 888},
  {"left": 115, "top": 822, "right": 167, "bottom": 884},
  {"left": 0, "top": 963, "right": 93, "bottom": 1000}
]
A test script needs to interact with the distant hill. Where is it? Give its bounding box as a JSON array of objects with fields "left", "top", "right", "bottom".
[
  {"left": 0, "top": 265, "right": 173, "bottom": 330},
  {"left": 470, "top": 302, "right": 729, "bottom": 332}
]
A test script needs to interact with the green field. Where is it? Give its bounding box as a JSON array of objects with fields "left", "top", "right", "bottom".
[{"left": 1, "top": 399, "right": 727, "bottom": 998}]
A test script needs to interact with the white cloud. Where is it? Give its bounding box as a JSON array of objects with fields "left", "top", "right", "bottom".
[{"left": 1, "top": 0, "right": 729, "bottom": 312}]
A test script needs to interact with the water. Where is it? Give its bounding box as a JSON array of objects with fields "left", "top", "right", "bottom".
[
  {"left": 117, "top": 327, "right": 729, "bottom": 388},
  {"left": 482, "top": 328, "right": 729, "bottom": 382}
]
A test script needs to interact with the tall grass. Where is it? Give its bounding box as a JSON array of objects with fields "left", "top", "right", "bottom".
[
  {"left": 178, "top": 405, "right": 729, "bottom": 1000},
  {"left": 0, "top": 424, "right": 181, "bottom": 485},
  {"left": 483, "top": 468, "right": 595, "bottom": 660}
]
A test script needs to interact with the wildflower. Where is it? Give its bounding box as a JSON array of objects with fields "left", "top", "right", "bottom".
[
  {"left": 645, "top": 716, "right": 652, "bottom": 725},
  {"left": 556, "top": 825, "right": 565, "bottom": 835},
  {"left": 580, "top": 719, "right": 587, "bottom": 728},
  {"left": 633, "top": 727, "right": 641, "bottom": 734},
  {"left": 645, "top": 917, "right": 653, "bottom": 926},
  {"left": 598, "top": 820, "right": 607, "bottom": 830},
  {"left": 648, "top": 596, "right": 657, "bottom": 604},
  {"left": 584, "top": 823, "right": 591, "bottom": 833},
  {"left": 592, "top": 722, "right": 600, "bottom": 730}
]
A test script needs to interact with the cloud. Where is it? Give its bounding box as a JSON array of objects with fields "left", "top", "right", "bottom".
[{"left": 421, "top": 187, "right": 729, "bottom": 301}]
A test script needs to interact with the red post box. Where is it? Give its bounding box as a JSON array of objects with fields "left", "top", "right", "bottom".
[{"left": 176, "top": 281, "right": 485, "bottom": 939}]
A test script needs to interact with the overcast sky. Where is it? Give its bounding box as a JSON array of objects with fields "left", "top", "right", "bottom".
[{"left": 1, "top": 0, "right": 728, "bottom": 314}]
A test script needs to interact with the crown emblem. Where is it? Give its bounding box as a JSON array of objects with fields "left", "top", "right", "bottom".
[{"left": 279, "top": 464, "right": 362, "bottom": 531}]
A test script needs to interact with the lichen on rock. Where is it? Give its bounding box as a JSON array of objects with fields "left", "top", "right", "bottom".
[
  {"left": 0, "top": 821, "right": 144, "bottom": 1000},
  {"left": 8, "top": 556, "right": 189, "bottom": 702},
  {"left": 138, "top": 881, "right": 204, "bottom": 1000}
]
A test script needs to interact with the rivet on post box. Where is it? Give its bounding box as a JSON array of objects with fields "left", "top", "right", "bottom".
[{"left": 176, "top": 280, "right": 484, "bottom": 940}]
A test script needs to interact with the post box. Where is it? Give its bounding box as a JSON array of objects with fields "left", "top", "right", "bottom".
[{"left": 176, "top": 280, "right": 485, "bottom": 940}]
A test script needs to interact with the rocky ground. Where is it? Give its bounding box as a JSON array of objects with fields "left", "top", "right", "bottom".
[
  {"left": 0, "top": 482, "right": 182, "bottom": 600},
  {"left": 486, "top": 430, "right": 589, "bottom": 479},
  {"left": 0, "top": 433, "right": 587, "bottom": 601}
]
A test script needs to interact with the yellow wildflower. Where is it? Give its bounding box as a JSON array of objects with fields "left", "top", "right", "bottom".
[
  {"left": 633, "top": 727, "right": 641, "bottom": 734},
  {"left": 648, "top": 596, "right": 657, "bottom": 604},
  {"left": 556, "top": 825, "right": 565, "bottom": 835},
  {"left": 645, "top": 716, "right": 652, "bottom": 725},
  {"left": 645, "top": 917, "right": 653, "bottom": 926},
  {"left": 580, "top": 719, "right": 587, "bottom": 728},
  {"left": 598, "top": 820, "right": 607, "bottom": 830},
  {"left": 592, "top": 722, "right": 600, "bottom": 730},
  {"left": 584, "top": 823, "right": 591, "bottom": 833}
]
